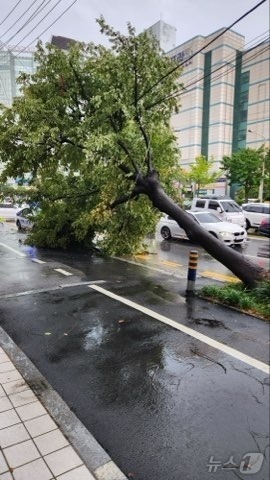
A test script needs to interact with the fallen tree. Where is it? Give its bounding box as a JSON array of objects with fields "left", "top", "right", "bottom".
[
  {"left": 0, "top": 17, "right": 268, "bottom": 287},
  {"left": 112, "top": 169, "right": 268, "bottom": 288}
]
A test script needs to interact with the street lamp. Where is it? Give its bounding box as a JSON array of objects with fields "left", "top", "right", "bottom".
[{"left": 248, "top": 129, "right": 266, "bottom": 202}]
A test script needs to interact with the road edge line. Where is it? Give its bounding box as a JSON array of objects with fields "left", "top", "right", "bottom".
[
  {"left": 89, "top": 284, "right": 270, "bottom": 375},
  {"left": 0, "top": 242, "right": 26, "bottom": 257}
]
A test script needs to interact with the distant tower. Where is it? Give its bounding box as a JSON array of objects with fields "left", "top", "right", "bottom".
[
  {"left": 51, "top": 35, "right": 77, "bottom": 50},
  {"left": 145, "top": 20, "right": 177, "bottom": 52}
]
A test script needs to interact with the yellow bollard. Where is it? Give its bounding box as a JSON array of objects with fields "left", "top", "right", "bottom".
[{"left": 186, "top": 250, "right": 198, "bottom": 294}]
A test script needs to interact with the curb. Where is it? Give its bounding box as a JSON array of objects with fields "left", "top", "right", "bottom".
[
  {"left": 0, "top": 326, "right": 127, "bottom": 480},
  {"left": 198, "top": 294, "right": 269, "bottom": 322}
]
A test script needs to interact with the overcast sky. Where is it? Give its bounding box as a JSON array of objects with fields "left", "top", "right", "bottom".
[{"left": 0, "top": 0, "right": 269, "bottom": 51}]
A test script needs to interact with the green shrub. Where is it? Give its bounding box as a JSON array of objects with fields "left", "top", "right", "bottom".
[{"left": 200, "top": 281, "right": 270, "bottom": 320}]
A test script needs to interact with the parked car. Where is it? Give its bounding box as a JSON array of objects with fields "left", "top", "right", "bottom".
[
  {"left": 156, "top": 211, "right": 247, "bottom": 247},
  {"left": 0, "top": 202, "right": 18, "bottom": 221},
  {"left": 16, "top": 207, "right": 35, "bottom": 230},
  {"left": 258, "top": 217, "right": 270, "bottom": 237},
  {"left": 190, "top": 196, "right": 246, "bottom": 228},
  {"left": 241, "top": 202, "right": 270, "bottom": 230}
]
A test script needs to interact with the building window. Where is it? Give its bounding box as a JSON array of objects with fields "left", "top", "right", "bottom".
[
  {"left": 232, "top": 51, "right": 250, "bottom": 152},
  {"left": 201, "top": 51, "right": 212, "bottom": 157}
]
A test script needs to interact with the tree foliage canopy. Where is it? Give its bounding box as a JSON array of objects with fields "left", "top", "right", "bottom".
[
  {"left": 0, "top": 19, "right": 268, "bottom": 287},
  {"left": 186, "top": 155, "right": 220, "bottom": 197},
  {"left": 0, "top": 18, "right": 181, "bottom": 252},
  {"left": 222, "top": 147, "right": 268, "bottom": 202}
]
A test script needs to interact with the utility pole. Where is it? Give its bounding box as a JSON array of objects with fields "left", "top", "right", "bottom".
[{"left": 248, "top": 129, "right": 266, "bottom": 202}]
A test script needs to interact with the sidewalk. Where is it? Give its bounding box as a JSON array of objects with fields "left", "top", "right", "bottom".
[{"left": 0, "top": 337, "right": 127, "bottom": 480}]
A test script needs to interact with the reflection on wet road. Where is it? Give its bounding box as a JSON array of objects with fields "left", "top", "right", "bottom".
[
  {"left": 257, "top": 242, "right": 270, "bottom": 258},
  {"left": 0, "top": 224, "right": 269, "bottom": 480},
  {"left": 147, "top": 233, "right": 270, "bottom": 280},
  {"left": 0, "top": 278, "right": 269, "bottom": 480}
]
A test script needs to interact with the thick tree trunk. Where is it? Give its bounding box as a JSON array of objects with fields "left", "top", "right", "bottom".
[{"left": 138, "top": 172, "right": 268, "bottom": 288}]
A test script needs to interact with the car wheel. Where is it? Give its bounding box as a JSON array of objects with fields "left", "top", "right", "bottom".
[
  {"left": 161, "top": 226, "right": 172, "bottom": 240},
  {"left": 245, "top": 219, "right": 251, "bottom": 231},
  {"left": 16, "top": 220, "right": 22, "bottom": 231}
]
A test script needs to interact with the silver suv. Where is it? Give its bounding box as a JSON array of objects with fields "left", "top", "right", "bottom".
[
  {"left": 242, "top": 203, "right": 270, "bottom": 230},
  {"left": 190, "top": 196, "right": 246, "bottom": 228}
]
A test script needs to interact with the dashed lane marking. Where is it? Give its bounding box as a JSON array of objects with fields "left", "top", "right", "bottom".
[
  {"left": 161, "top": 260, "right": 183, "bottom": 267},
  {"left": 113, "top": 256, "right": 187, "bottom": 278},
  {"left": 0, "top": 280, "right": 106, "bottom": 299},
  {"left": 134, "top": 255, "right": 183, "bottom": 268},
  {"left": 200, "top": 271, "right": 239, "bottom": 283},
  {"left": 89, "top": 284, "right": 269, "bottom": 375},
  {"left": 0, "top": 242, "right": 26, "bottom": 257},
  {"left": 32, "top": 258, "right": 46, "bottom": 264},
  {"left": 54, "top": 268, "right": 73, "bottom": 276},
  {"left": 115, "top": 256, "right": 238, "bottom": 283}
]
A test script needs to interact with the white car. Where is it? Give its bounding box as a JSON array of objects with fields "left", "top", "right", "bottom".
[
  {"left": 242, "top": 202, "right": 270, "bottom": 230},
  {"left": 156, "top": 211, "right": 247, "bottom": 247},
  {"left": 0, "top": 202, "right": 18, "bottom": 221},
  {"left": 16, "top": 207, "right": 35, "bottom": 230}
]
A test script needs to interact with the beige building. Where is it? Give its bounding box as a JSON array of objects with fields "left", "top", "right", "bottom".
[{"left": 160, "top": 25, "right": 270, "bottom": 196}]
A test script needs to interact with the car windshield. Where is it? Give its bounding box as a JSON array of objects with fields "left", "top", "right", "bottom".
[
  {"left": 220, "top": 201, "right": 241, "bottom": 212},
  {"left": 193, "top": 212, "right": 222, "bottom": 223}
]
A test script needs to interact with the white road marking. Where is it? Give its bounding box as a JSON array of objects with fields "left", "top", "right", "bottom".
[
  {"left": 0, "top": 280, "right": 106, "bottom": 299},
  {"left": 89, "top": 284, "right": 270, "bottom": 375},
  {"left": 54, "top": 268, "right": 73, "bottom": 276},
  {"left": 0, "top": 242, "right": 26, "bottom": 257},
  {"left": 32, "top": 258, "right": 46, "bottom": 264}
]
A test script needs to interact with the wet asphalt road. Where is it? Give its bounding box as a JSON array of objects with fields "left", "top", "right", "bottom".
[
  {"left": 0, "top": 225, "right": 269, "bottom": 480},
  {"left": 150, "top": 231, "right": 270, "bottom": 280}
]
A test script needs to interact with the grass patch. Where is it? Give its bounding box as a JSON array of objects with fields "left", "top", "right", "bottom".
[{"left": 199, "top": 281, "right": 270, "bottom": 320}]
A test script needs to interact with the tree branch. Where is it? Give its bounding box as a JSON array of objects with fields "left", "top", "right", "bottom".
[
  {"left": 68, "top": 60, "right": 89, "bottom": 102},
  {"left": 59, "top": 135, "right": 85, "bottom": 150},
  {"left": 109, "top": 114, "right": 141, "bottom": 174},
  {"left": 136, "top": 116, "right": 153, "bottom": 173},
  {"left": 118, "top": 163, "right": 137, "bottom": 180},
  {"left": 116, "top": 139, "right": 140, "bottom": 174},
  {"left": 110, "top": 185, "right": 145, "bottom": 208},
  {"left": 132, "top": 43, "right": 153, "bottom": 173},
  {"left": 69, "top": 95, "right": 84, "bottom": 119}
]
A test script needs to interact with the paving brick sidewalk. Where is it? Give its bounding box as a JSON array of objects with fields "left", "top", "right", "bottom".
[
  {"left": 0, "top": 346, "right": 97, "bottom": 480},
  {"left": 0, "top": 345, "right": 127, "bottom": 480}
]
